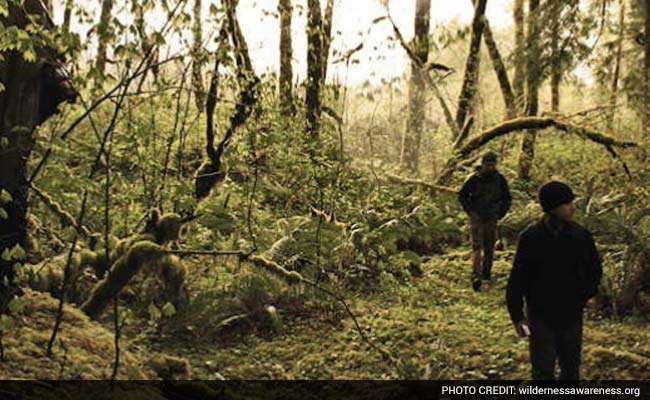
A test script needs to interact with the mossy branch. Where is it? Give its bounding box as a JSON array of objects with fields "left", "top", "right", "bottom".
[
  {"left": 437, "top": 117, "right": 638, "bottom": 184},
  {"left": 384, "top": 173, "right": 457, "bottom": 194},
  {"left": 31, "top": 184, "right": 92, "bottom": 238}
]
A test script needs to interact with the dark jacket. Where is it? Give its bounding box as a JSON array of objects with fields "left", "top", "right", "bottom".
[
  {"left": 506, "top": 218, "right": 603, "bottom": 331},
  {"left": 457, "top": 167, "right": 511, "bottom": 220}
]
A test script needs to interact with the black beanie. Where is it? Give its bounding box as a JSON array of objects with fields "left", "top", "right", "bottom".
[
  {"left": 538, "top": 181, "right": 575, "bottom": 212},
  {"left": 482, "top": 151, "right": 498, "bottom": 163}
]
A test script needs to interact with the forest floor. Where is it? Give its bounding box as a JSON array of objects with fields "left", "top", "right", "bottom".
[{"left": 152, "top": 249, "right": 650, "bottom": 380}]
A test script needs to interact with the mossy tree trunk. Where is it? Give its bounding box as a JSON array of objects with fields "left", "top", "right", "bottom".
[
  {"left": 549, "top": 1, "right": 561, "bottom": 113},
  {"left": 321, "top": 0, "right": 335, "bottom": 83},
  {"left": 0, "top": 1, "right": 76, "bottom": 309},
  {"left": 608, "top": 0, "right": 625, "bottom": 129},
  {"left": 400, "top": 0, "right": 431, "bottom": 174},
  {"left": 512, "top": 0, "right": 525, "bottom": 113},
  {"left": 455, "top": 0, "right": 488, "bottom": 132},
  {"left": 517, "top": 0, "right": 540, "bottom": 181},
  {"left": 96, "top": 0, "right": 114, "bottom": 79},
  {"left": 192, "top": 0, "right": 206, "bottom": 110},
  {"left": 278, "top": 0, "right": 294, "bottom": 116},
  {"left": 644, "top": 0, "right": 650, "bottom": 135},
  {"left": 305, "top": 0, "right": 323, "bottom": 142},
  {"left": 483, "top": 19, "right": 516, "bottom": 119}
]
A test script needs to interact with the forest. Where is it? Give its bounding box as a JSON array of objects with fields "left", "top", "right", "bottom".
[{"left": 1, "top": 0, "right": 650, "bottom": 387}]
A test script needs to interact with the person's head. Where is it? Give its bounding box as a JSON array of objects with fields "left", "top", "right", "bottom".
[
  {"left": 538, "top": 181, "right": 576, "bottom": 222},
  {"left": 481, "top": 151, "right": 498, "bottom": 175}
]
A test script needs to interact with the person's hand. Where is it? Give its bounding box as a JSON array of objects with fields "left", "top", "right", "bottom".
[{"left": 513, "top": 320, "right": 530, "bottom": 338}]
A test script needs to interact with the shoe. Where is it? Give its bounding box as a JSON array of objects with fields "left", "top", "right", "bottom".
[{"left": 472, "top": 279, "right": 482, "bottom": 292}]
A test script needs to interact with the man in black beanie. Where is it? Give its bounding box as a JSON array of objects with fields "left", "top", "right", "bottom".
[
  {"left": 458, "top": 151, "right": 511, "bottom": 291},
  {"left": 506, "top": 181, "right": 602, "bottom": 380}
]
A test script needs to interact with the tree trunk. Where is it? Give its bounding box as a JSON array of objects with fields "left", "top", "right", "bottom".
[
  {"left": 517, "top": 0, "right": 540, "bottom": 181},
  {"left": 321, "top": 0, "right": 335, "bottom": 83},
  {"left": 608, "top": 0, "right": 625, "bottom": 129},
  {"left": 400, "top": 0, "right": 431, "bottom": 174},
  {"left": 549, "top": 1, "right": 561, "bottom": 113},
  {"left": 0, "top": 1, "right": 76, "bottom": 309},
  {"left": 191, "top": 0, "right": 206, "bottom": 110},
  {"left": 63, "top": 0, "right": 73, "bottom": 34},
  {"left": 644, "top": 0, "right": 650, "bottom": 135},
  {"left": 96, "top": 0, "right": 114, "bottom": 79},
  {"left": 278, "top": 0, "right": 294, "bottom": 115},
  {"left": 483, "top": 19, "right": 516, "bottom": 119},
  {"left": 455, "top": 0, "right": 488, "bottom": 131},
  {"left": 513, "top": 0, "right": 525, "bottom": 112},
  {"left": 305, "top": 0, "right": 323, "bottom": 141}
]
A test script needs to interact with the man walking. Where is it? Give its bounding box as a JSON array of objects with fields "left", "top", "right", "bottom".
[
  {"left": 458, "top": 151, "right": 511, "bottom": 291},
  {"left": 506, "top": 181, "right": 602, "bottom": 381}
]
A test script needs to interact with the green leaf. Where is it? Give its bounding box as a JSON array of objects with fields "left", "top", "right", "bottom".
[
  {"left": 7, "top": 244, "right": 26, "bottom": 261},
  {"left": 7, "top": 295, "right": 29, "bottom": 314},
  {"left": 148, "top": 303, "right": 161, "bottom": 321},
  {"left": 0, "top": 314, "right": 14, "bottom": 332},
  {"left": 0, "top": 189, "right": 12, "bottom": 205},
  {"left": 0, "top": 207, "right": 7, "bottom": 220},
  {"left": 22, "top": 47, "right": 36, "bottom": 62},
  {"left": 162, "top": 302, "right": 176, "bottom": 318}
]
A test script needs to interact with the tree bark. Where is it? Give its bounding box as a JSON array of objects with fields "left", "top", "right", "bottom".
[
  {"left": 483, "top": 19, "right": 516, "bottom": 119},
  {"left": 191, "top": 0, "right": 206, "bottom": 110},
  {"left": 96, "top": 0, "right": 114, "bottom": 79},
  {"left": 305, "top": 0, "right": 323, "bottom": 141},
  {"left": 0, "top": 1, "right": 76, "bottom": 308},
  {"left": 278, "top": 0, "right": 294, "bottom": 115},
  {"left": 63, "top": 0, "right": 73, "bottom": 34},
  {"left": 512, "top": 0, "right": 525, "bottom": 112},
  {"left": 607, "top": 0, "right": 625, "bottom": 129},
  {"left": 644, "top": 0, "right": 650, "bottom": 135},
  {"left": 321, "top": 0, "right": 335, "bottom": 83},
  {"left": 455, "top": 0, "right": 488, "bottom": 131},
  {"left": 400, "top": 0, "right": 431, "bottom": 174},
  {"left": 549, "top": 1, "right": 561, "bottom": 113},
  {"left": 517, "top": 0, "right": 540, "bottom": 181}
]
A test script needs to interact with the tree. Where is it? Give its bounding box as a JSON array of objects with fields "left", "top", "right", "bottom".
[
  {"left": 608, "top": 0, "right": 625, "bottom": 128},
  {"left": 278, "top": 0, "right": 294, "bottom": 115},
  {"left": 644, "top": 0, "right": 650, "bottom": 135},
  {"left": 455, "top": 0, "right": 488, "bottom": 131},
  {"left": 512, "top": 0, "right": 525, "bottom": 112},
  {"left": 0, "top": 0, "right": 77, "bottom": 309},
  {"left": 517, "top": 0, "right": 540, "bottom": 181},
  {"left": 305, "top": 0, "right": 323, "bottom": 141},
  {"left": 549, "top": 1, "right": 561, "bottom": 112},
  {"left": 96, "top": 0, "right": 114, "bottom": 79},
  {"left": 63, "top": 0, "right": 73, "bottom": 34},
  {"left": 191, "top": 0, "right": 206, "bottom": 110},
  {"left": 483, "top": 19, "right": 516, "bottom": 119},
  {"left": 400, "top": 0, "right": 431, "bottom": 174},
  {"left": 321, "top": 0, "right": 335, "bottom": 83}
]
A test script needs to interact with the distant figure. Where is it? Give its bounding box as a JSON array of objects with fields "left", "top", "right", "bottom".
[
  {"left": 506, "top": 181, "right": 603, "bottom": 380},
  {"left": 457, "top": 151, "right": 511, "bottom": 292}
]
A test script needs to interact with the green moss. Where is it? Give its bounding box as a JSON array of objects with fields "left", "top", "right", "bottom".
[{"left": 0, "top": 289, "right": 154, "bottom": 379}]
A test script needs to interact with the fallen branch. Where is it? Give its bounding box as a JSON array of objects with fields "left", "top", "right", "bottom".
[
  {"left": 436, "top": 117, "right": 638, "bottom": 184},
  {"left": 384, "top": 173, "right": 457, "bottom": 194},
  {"left": 457, "top": 117, "right": 636, "bottom": 159},
  {"left": 31, "top": 184, "right": 92, "bottom": 238}
]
